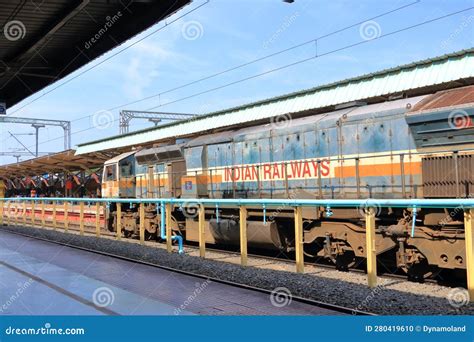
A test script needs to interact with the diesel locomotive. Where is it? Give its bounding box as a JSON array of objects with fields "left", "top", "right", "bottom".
[{"left": 102, "top": 85, "right": 474, "bottom": 279}]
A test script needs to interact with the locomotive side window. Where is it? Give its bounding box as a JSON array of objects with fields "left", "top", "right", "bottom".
[
  {"left": 104, "top": 164, "right": 117, "bottom": 181},
  {"left": 120, "top": 160, "right": 133, "bottom": 177}
]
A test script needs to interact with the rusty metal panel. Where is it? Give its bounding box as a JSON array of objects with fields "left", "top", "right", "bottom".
[
  {"left": 410, "top": 85, "right": 474, "bottom": 113},
  {"left": 422, "top": 154, "right": 474, "bottom": 198}
]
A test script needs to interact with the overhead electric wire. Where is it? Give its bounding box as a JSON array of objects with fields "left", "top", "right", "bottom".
[
  {"left": 11, "top": 0, "right": 418, "bottom": 124},
  {"left": 20, "top": 5, "right": 474, "bottom": 151}
]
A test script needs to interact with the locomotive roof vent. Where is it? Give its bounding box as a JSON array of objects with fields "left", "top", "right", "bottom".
[
  {"left": 334, "top": 100, "right": 367, "bottom": 110},
  {"left": 135, "top": 144, "right": 184, "bottom": 164}
]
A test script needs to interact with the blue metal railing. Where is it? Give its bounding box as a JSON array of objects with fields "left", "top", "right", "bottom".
[{"left": 2, "top": 197, "right": 474, "bottom": 209}]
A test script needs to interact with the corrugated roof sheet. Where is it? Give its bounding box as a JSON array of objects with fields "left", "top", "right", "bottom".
[{"left": 76, "top": 48, "right": 474, "bottom": 155}]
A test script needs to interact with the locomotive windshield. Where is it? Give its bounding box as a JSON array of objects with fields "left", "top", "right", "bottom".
[{"left": 104, "top": 164, "right": 117, "bottom": 181}]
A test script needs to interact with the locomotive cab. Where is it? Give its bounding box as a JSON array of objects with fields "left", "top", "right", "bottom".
[{"left": 102, "top": 151, "right": 137, "bottom": 198}]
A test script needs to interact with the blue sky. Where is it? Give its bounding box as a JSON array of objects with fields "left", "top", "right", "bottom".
[{"left": 1, "top": 0, "right": 473, "bottom": 165}]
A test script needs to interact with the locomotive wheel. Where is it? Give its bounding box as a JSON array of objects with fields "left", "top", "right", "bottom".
[
  {"left": 399, "top": 247, "right": 437, "bottom": 281},
  {"left": 335, "top": 250, "right": 356, "bottom": 271},
  {"left": 401, "top": 255, "right": 440, "bottom": 281},
  {"left": 405, "top": 260, "right": 433, "bottom": 282},
  {"left": 144, "top": 230, "right": 155, "bottom": 241}
]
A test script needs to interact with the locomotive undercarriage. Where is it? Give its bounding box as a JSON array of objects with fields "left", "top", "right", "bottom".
[{"left": 107, "top": 204, "right": 466, "bottom": 280}]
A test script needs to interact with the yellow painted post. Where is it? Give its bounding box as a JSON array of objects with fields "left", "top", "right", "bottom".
[
  {"left": 53, "top": 201, "right": 57, "bottom": 229},
  {"left": 31, "top": 200, "right": 35, "bottom": 226},
  {"left": 165, "top": 203, "right": 172, "bottom": 252},
  {"left": 7, "top": 201, "right": 11, "bottom": 226},
  {"left": 294, "top": 206, "right": 304, "bottom": 273},
  {"left": 240, "top": 206, "right": 248, "bottom": 266},
  {"left": 198, "top": 204, "right": 206, "bottom": 258},
  {"left": 464, "top": 209, "right": 474, "bottom": 302},
  {"left": 0, "top": 199, "right": 4, "bottom": 226},
  {"left": 41, "top": 201, "right": 45, "bottom": 228},
  {"left": 14, "top": 202, "right": 18, "bottom": 226},
  {"left": 139, "top": 203, "right": 145, "bottom": 244},
  {"left": 22, "top": 201, "right": 26, "bottom": 225},
  {"left": 116, "top": 203, "right": 122, "bottom": 240},
  {"left": 22, "top": 201, "right": 26, "bottom": 226},
  {"left": 63, "top": 201, "right": 68, "bottom": 231},
  {"left": 79, "top": 202, "right": 84, "bottom": 235},
  {"left": 95, "top": 202, "right": 100, "bottom": 237},
  {"left": 0, "top": 200, "right": 4, "bottom": 226},
  {"left": 365, "top": 207, "right": 377, "bottom": 288}
]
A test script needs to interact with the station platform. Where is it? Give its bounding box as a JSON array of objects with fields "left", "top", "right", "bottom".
[{"left": 0, "top": 230, "right": 342, "bottom": 316}]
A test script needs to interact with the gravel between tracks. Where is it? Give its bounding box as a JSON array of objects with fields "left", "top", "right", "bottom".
[{"left": 2, "top": 225, "right": 473, "bottom": 315}]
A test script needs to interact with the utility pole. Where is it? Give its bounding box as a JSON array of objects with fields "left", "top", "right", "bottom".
[
  {"left": 0, "top": 117, "right": 71, "bottom": 150},
  {"left": 119, "top": 110, "right": 195, "bottom": 134},
  {"left": 31, "top": 124, "right": 45, "bottom": 157}
]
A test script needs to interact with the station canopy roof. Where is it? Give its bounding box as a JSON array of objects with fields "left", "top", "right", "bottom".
[
  {"left": 0, "top": 150, "right": 115, "bottom": 179},
  {"left": 0, "top": 0, "right": 190, "bottom": 108},
  {"left": 76, "top": 48, "right": 474, "bottom": 155}
]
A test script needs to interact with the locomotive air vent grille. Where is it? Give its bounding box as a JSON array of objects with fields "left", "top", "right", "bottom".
[{"left": 422, "top": 154, "right": 474, "bottom": 198}]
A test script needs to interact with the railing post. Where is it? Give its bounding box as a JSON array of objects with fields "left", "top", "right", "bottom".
[
  {"left": 166, "top": 203, "right": 172, "bottom": 252},
  {"left": 240, "top": 206, "right": 248, "bottom": 266},
  {"left": 31, "top": 200, "right": 35, "bottom": 226},
  {"left": 365, "top": 207, "right": 377, "bottom": 288},
  {"left": 139, "top": 203, "right": 145, "bottom": 244},
  {"left": 116, "top": 202, "right": 122, "bottom": 240},
  {"left": 294, "top": 206, "right": 304, "bottom": 273},
  {"left": 79, "top": 201, "right": 84, "bottom": 235},
  {"left": 198, "top": 204, "right": 206, "bottom": 258},
  {"left": 53, "top": 201, "right": 57, "bottom": 229},
  {"left": 64, "top": 201, "right": 68, "bottom": 231},
  {"left": 95, "top": 202, "right": 101, "bottom": 237},
  {"left": 0, "top": 199, "right": 4, "bottom": 226},
  {"left": 41, "top": 201, "right": 45, "bottom": 228},
  {"left": 6, "top": 201, "right": 10, "bottom": 226},
  {"left": 22, "top": 201, "right": 26, "bottom": 225},
  {"left": 464, "top": 208, "right": 474, "bottom": 302},
  {"left": 14, "top": 202, "right": 18, "bottom": 226}
]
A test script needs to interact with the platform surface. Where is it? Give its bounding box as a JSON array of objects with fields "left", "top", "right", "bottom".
[{"left": 0, "top": 230, "right": 344, "bottom": 316}]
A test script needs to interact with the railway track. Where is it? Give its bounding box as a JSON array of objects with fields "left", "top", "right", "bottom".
[
  {"left": 2, "top": 220, "right": 464, "bottom": 288},
  {"left": 0, "top": 227, "right": 369, "bottom": 316}
]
